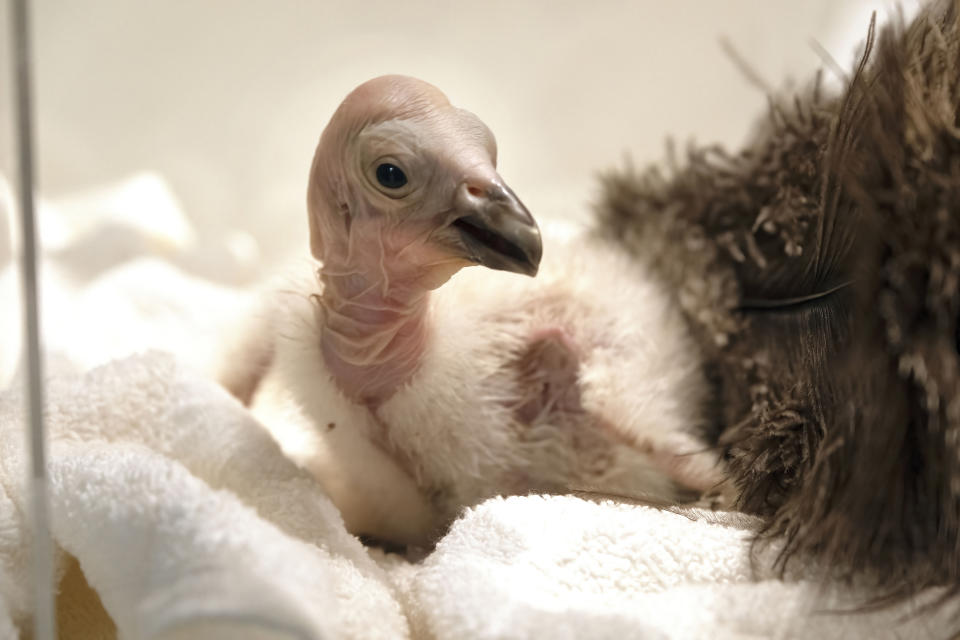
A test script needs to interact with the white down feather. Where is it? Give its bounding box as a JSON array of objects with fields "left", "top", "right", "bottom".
[{"left": 244, "top": 220, "right": 720, "bottom": 546}]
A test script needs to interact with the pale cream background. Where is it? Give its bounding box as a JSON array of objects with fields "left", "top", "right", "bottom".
[{"left": 1, "top": 0, "right": 914, "bottom": 274}]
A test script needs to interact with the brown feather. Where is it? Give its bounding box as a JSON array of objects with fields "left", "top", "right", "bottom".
[{"left": 594, "top": 0, "right": 960, "bottom": 626}]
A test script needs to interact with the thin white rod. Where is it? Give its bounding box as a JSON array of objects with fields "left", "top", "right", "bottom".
[{"left": 10, "top": 0, "right": 56, "bottom": 638}]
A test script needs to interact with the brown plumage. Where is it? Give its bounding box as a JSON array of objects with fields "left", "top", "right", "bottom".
[{"left": 594, "top": 0, "right": 960, "bottom": 619}]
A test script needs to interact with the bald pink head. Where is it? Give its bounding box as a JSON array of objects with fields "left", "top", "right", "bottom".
[
  {"left": 307, "top": 75, "right": 540, "bottom": 284},
  {"left": 308, "top": 75, "right": 541, "bottom": 404},
  {"left": 323, "top": 75, "right": 456, "bottom": 138}
]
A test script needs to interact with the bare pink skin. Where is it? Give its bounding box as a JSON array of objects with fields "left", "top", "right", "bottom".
[
  {"left": 308, "top": 76, "right": 506, "bottom": 406},
  {"left": 316, "top": 219, "right": 453, "bottom": 405}
]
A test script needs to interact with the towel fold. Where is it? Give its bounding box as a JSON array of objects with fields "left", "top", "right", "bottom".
[
  {"left": 0, "top": 352, "right": 409, "bottom": 639},
  {"left": 401, "top": 494, "right": 954, "bottom": 639},
  {"left": 51, "top": 443, "right": 340, "bottom": 640}
]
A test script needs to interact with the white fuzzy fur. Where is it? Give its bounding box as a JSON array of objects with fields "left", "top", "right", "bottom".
[{"left": 247, "top": 220, "right": 720, "bottom": 545}]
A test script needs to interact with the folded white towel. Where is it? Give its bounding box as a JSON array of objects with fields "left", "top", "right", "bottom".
[
  {"left": 0, "top": 352, "right": 408, "bottom": 639},
  {"left": 401, "top": 494, "right": 952, "bottom": 639},
  {"left": 51, "top": 442, "right": 358, "bottom": 640}
]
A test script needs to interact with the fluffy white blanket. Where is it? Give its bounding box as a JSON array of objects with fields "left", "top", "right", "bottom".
[{"left": 0, "top": 176, "right": 951, "bottom": 638}]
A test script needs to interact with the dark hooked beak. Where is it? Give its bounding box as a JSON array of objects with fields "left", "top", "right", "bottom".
[{"left": 451, "top": 181, "right": 542, "bottom": 277}]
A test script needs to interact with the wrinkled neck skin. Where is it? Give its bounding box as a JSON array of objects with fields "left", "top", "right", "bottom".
[
  {"left": 308, "top": 89, "right": 492, "bottom": 407},
  {"left": 315, "top": 197, "right": 465, "bottom": 408}
]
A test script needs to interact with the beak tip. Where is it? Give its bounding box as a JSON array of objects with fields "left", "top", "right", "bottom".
[
  {"left": 453, "top": 180, "right": 542, "bottom": 278},
  {"left": 524, "top": 240, "right": 542, "bottom": 277}
]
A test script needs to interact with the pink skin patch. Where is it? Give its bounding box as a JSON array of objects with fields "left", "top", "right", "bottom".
[
  {"left": 512, "top": 327, "right": 720, "bottom": 495},
  {"left": 513, "top": 328, "right": 584, "bottom": 425}
]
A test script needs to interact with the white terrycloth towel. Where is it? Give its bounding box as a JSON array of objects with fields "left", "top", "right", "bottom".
[
  {"left": 400, "top": 496, "right": 955, "bottom": 639},
  {"left": 1, "top": 359, "right": 954, "bottom": 640},
  {"left": 0, "top": 353, "right": 409, "bottom": 639}
]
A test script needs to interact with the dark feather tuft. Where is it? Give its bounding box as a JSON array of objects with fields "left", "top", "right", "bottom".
[{"left": 594, "top": 0, "right": 960, "bottom": 625}]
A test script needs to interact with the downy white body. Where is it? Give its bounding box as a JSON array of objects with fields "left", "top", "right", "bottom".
[{"left": 247, "top": 220, "right": 719, "bottom": 545}]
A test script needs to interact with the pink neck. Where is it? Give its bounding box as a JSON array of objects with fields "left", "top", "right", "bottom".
[{"left": 317, "top": 268, "right": 430, "bottom": 407}]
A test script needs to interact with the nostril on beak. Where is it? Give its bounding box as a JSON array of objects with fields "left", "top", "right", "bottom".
[{"left": 455, "top": 182, "right": 487, "bottom": 215}]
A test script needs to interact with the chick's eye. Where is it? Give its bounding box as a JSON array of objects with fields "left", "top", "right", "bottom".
[{"left": 376, "top": 163, "right": 408, "bottom": 189}]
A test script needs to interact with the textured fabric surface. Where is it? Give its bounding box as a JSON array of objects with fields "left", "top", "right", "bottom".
[
  {"left": 0, "top": 353, "right": 407, "bottom": 639},
  {"left": 1, "top": 353, "right": 952, "bottom": 638}
]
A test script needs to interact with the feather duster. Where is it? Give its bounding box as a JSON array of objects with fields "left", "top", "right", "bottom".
[{"left": 594, "top": 0, "right": 960, "bottom": 615}]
